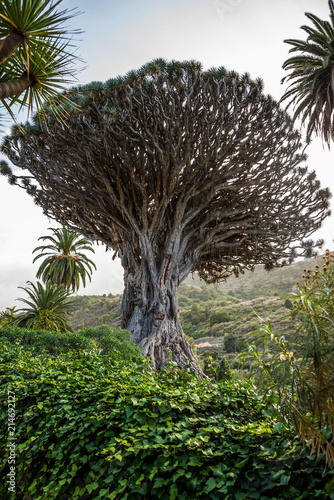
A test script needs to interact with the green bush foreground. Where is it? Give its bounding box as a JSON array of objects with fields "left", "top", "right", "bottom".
[
  {"left": 1, "top": 331, "right": 334, "bottom": 500},
  {"left": 0, "top": 324, "right": 141, "bottom": 360}
]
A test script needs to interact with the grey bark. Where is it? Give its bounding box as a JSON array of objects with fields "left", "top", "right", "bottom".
[{"left": 120, "top": 240, "right": 204, "bottom": 378}]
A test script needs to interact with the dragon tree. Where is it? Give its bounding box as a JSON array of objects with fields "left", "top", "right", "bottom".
[{"left": 1, "top": 59, "right": 331, "bottom": 378}]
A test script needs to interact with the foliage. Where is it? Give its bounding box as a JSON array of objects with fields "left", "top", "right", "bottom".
[
  {"left": 238, "top": 250, "right": 334, "bottom": 467},
  {"left": 76, "top": 324, "right": 142, "bottom": 361},
  {"left": 1, "top": 343, "right": 333, "bottom": 499},
  {"left": 202, "top": 351, "right": 231, "bottom": 382},
  {"left": 281, "top": 0, "right": 334, "bottom": 147},
  {"left": 209, "top": 311, "right": 231, "bottom": 326},
  {"left": 2, "top": 60, "right": 330, "bottom": 280},
  {"left": 12, "top": 281, "right": 75, "bottom": 332},
  {"left": 68, "top": 294, "right": 123, "bottom": 330},
  {"left": 0, "top": 324, "right": 142, "bottom": 361},
  {"left": 0, "top": 325, "right": 93, "bottom": 355},
  {"left": 0, "top": 306, "right": 17, "bottom": 327},
  {"left": 0, "top": 0, "right": 81, "bottom": 120},
  {"left": 224, "top": 333, "right": 243, "bottom": 354},
  {"left": 33, "top": 227, "right": 96, "bottom": 292}
]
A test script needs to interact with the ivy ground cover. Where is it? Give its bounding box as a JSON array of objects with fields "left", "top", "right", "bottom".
[{"left": 1, "top": 338, "right": 333, "bottom": 499}]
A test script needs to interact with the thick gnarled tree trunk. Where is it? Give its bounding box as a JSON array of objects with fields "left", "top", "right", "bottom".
[{"left": 120, "top": 241, "right": 204, "bottom": 378}]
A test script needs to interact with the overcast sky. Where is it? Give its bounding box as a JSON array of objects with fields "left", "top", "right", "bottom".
[{"left": 0, "top": 0, "right": 333, "bottom": 311}]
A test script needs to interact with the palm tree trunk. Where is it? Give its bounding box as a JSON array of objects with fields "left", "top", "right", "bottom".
[
  {"left": 0, "top": 31, "right": 25, "bottom": 64},
  {"left": 0, "top": 74, "right": 32, "bottom": 100}
]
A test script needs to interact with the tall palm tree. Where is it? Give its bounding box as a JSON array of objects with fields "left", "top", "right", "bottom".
[
  {"left": 0, "top": 0, "right": 81, "bottom": 120},
  {"left": 33, "top": 227, "right": 97, "bottom": 292},
  {"left": 13, "top": 281, "right": 74, "bottom": 332},
  {"left": 281, "top": 1, "right": 334, "bottom": 147}
]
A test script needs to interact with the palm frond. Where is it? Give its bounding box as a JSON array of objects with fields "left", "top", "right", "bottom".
[
  {"left": 14, "top": 280, "right": 74, "bottom": 332},
  {"left": 0, "top": 0, "right": 82, "bottom": 39},
  {"left": 1, "top": 38, "right": 81, "bottom": 120},
  {"left": 32, "top": 227, "right": 96, "bottom": 292},
  {"left": 281, "top": 1, "right": 334, "bottom": 147}
]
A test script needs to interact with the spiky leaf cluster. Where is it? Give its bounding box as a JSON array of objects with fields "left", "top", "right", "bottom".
[
  {"left": 32, "top": 228, "right": 96, "bottom": 292},
  {"left": 0, "top": 0, "right": 82, "bottom": 121},
  {"left": 13, "top": 281, "right": 75, "bottom": 332},
  {"left": 281, "top": 0, "right": 334, "bottom": 147}
]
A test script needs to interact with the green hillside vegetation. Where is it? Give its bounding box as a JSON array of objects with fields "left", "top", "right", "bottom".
[
  {"left": 69, "top": 294, "right": 123, "bottom": 330},
  {"left": 69, "top": 256, "right": 323, "bottom": 347}
]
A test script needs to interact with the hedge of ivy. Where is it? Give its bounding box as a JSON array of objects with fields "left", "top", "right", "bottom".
[
  {"left": 0, "top": 324, "right": 142, "bottom": 360},
  {"left": 1, "top": 340, "right": 333, "bottom": 499}
]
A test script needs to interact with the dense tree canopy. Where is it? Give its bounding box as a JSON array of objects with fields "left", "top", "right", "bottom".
[{"left": 1, "top": 59, "right": 331, "bottom": 376}]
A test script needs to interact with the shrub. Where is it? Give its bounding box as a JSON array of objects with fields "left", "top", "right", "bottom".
[
  {"left": 77, "top": 324, "right": 142, "bottom": 361},
  {"left": 0, "top": 326, "right": 94, "bottom": 355},
  {"left": 224, "top": 333, "right": 242, "bottom": 353},
  {"left": 284, "top": 298, "right": 293, "bottom": 309},
  {"left": 0, "top": 324, "right": 142, "bottom": 361},
  {"left": 0, "top": 344, "right": 333, "bottom": 499},
  {"left": 0, "top": 307, "right": 18, "bottom": 327},
  {"left": 203, "top": 355, "right": 231, "bottom": 382},
  {"left": 209, "top": 323, "right": 226, "bottom": 337},
  {"left": 238, "top": 249, "right": 334, "bottom": 467},
  {"left": 209, "top": 311, "right": 231, "bottom": 326}
]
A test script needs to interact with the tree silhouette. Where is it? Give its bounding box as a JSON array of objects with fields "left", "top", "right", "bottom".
[{"left": 1, "top": 60, "right": 331, "bottom": 377}]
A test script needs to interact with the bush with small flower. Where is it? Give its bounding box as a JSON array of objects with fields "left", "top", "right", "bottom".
[{"left": 237, "top": 247, "right": 334, "bottom": 468}]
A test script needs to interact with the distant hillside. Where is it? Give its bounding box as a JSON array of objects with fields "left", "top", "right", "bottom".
[
  {"left": 69, "top": 294, "right": 123, "bottom": 331},
  {"left": 184, "top": 256, "right": 321, "bottom": 299},
  {"left": 70, "top": 257, "right": 322, "bottom": 345}
]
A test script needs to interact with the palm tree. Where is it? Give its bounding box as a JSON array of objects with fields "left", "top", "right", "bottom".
[
  {"left": 0, "top": 0, "right": 81, "bottom": 120},
  {"left": 33, "top": 227, "right": 97, "bottom": 292},
  {"left": 13, "top": 281, "right": 74, "bottom": 332},
  {"left": 281, "top": 1, "right": 334, "bottom": 147}
]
